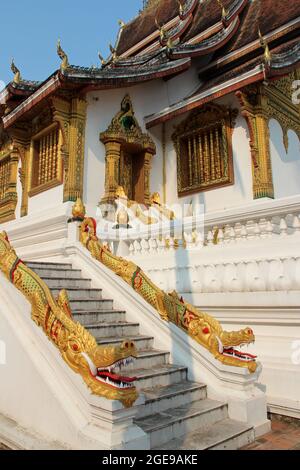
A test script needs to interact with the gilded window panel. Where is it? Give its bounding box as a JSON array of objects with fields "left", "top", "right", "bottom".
[
  {"left": 172, "top": 103, "right": 237, "bottom": 197},
  {"left": 28, "top": 123, "right": 63, "bottom": 197},
  {"left": 0, "top": 150, "right": 18, "bottom": 223}
]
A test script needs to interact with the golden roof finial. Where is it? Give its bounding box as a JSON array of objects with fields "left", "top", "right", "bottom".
[
  {"left": 258, "top": 28, "right": 271, "bottom": 66},
  {"left": 109, "top": 43, "right": 118, "bottom": 62},
  {"left": 217, "top": 0, "right": 228, "bottom": 20},
  {"left": 57, "top": 39, "right": 70, "bottom": 71},
  {"left": 11, "top": 59, "right": 21, "bottom": 85},
  {"left": 177, "top": 0, "right": 184, "bottom": 16},
  {"left": 155, "top": 18, "right": 167, "bottom": 42},
  {"left": 118, "top": 19, "right": 125, "bottom": 29},
  {"left": 98, "top": 52, "right": 107, "bottom": 67}
]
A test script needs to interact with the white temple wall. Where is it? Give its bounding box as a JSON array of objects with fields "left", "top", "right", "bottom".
[
  {"left": 269, "top": 119, "right": 300, "bottom": 199},
  {"left": 83, "top": 63, "right": 200, "bottom": 212}
]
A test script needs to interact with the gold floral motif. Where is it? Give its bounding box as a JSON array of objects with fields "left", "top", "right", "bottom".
[{"left": 0, "top": 231, "right": 138, "bottom": 408}]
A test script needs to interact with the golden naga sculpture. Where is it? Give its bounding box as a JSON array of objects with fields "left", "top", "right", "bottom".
[
  {"left": 0, "top": 231, "right": 138, "bottom": 407},
  {"left": 80, "top": 217, "right": 257, "bottom": 373}
]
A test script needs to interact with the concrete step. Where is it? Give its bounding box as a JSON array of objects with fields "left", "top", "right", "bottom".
[
  {"left": 132, "top": 365, "right": 188, "bottom": 390},
  {"left": 97, "top": 335, "right": 154, "bottom": 351},
  {"left": 123, "top": 350, "right": 169, "bottom": 372},
  {"left": 85, "top": 321, "right": 140, "bottom": 338},
  {"left": 50, "top": 288, "right": 103, "bottom": 301},
  {"left": 69, "top": 298, "right": 114, "bottom": 311},
  {"left": 137, "top": 381, "right": 207, "bottom": 419},
  {"left": 42, "top": 277, "right": 92, "bottom": 289},
  {"left": 155, "top": 418, "right": 254, "bottom": 450},
  {"left": 29, "top": 267, "right": 83, "bottom": 279},
  {"left": 73, "top": 309, "right": 127, "bottom": 324},
  {"left": 26, "top": 261, "right": 73, "bottom": 270},
  {"left": 135, "top": 399, "right": 227, "bottom": 449}
]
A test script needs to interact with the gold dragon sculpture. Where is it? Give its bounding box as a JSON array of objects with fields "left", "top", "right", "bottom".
[
  {"left": 0, "top": 231, "right": 138, "bottom": 407},
  {"left": 80, "top": 217, "right": 257, "bottom": 373}
]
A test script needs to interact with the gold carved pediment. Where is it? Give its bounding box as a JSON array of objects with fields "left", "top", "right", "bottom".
[{"left": 100, "top": 94, "right": 155, "bottom": 152}]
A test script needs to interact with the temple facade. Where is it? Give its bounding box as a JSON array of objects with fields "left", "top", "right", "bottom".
[{"left": 0, "top": 0, "right": 299, "bottom": 450}]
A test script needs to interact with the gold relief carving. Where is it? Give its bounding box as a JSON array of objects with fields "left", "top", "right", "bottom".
[
  {"left": 100, "top": 95, "right": 156, "bottom": 205},
  {"left": 0, "top": 232, "right": 138, "bottom": 408},
  {"left": 264, "top": 70, "right": 300, "bottom": 153},
  {"left": 237, "top": 71, "right": 300, "bottom": 200},
  {"left": 28, "top": 123, "right": 63, "bottom": 197},
  {"left": 63, "top": 98, "right": 87, "bottom": 202},
  {"left": 172, "top": 103, "right": 237, "bottom": 197}
]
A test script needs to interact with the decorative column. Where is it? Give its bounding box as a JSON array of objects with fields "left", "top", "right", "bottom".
[
  {"left": 236, "top": 86, "right": 274, "bottom": 199},
  {"left": 101, "top": 140, "right": 122, "bottom": 203},
  {"left": 144, "top": 150, "right": 154, "bottom": 205},
  {"left": 63, "top": 98, "right": 87, "bottom": 202}
]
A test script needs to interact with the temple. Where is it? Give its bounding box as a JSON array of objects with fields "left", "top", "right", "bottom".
[{"left": 0, "top": 0, "right": 299, "bottom": 450}]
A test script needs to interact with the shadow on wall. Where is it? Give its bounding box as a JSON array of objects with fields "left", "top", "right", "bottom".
[{"left": 269, "top": 119, "right": 300, "bottom": 199}]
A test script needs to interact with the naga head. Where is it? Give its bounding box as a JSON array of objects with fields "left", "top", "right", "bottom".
[
  {"left": 63, "top": 323, "right": 139, "bottom": 408},
  {"left": 188, "top": 314, "right": 257, "bottom": 373}
]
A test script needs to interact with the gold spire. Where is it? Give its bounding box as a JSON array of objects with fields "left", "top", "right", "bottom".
[
  {"left": 11, "top": 59, "right": 21, "bottom": 85},
  {"left": 217, "top": 0, "right": 228, "bottom": 20},
  {"left": 72, "top": 198, "right": 86, "bottom": 220},
  {"left": 57, "top": 39, "right": 70, "bottom": 71},
  {"left": 177, "top": 0, "right": 184, "bottom": 16},
  {"left": 258, "top": 28, "right": 272, "bottom": 66},
  {"left": 155, "top": 18, "right": 167, "bottom": 42},
  {"left": 98, "top": 52, "right": 107, "bottom": 67},
  {"left": 109, "top": 44, "right": 118, "bottom": 62}
]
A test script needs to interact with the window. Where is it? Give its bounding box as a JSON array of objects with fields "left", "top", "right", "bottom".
[
  {"left": 29, "top": 124, "right": 63, "bottom": 196},
  {"left": 172, "top": 103, "right": 237, "bottom": 197},
  {"left": 0, "top": 156, "right": 10, "bottom": 202}
]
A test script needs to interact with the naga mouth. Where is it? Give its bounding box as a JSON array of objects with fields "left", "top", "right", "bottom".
[
  {"left": 216, "top": 337, "right": 257, "bottom": 363},
  {"left": 222, "top": 346, "right": 257, "bottom": 362},
  {"left": 95, "top": 356, "right": 137, "bottom": 389}
]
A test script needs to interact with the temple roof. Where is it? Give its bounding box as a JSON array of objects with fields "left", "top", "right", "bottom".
[{"left": 0, "top": 0, "right": 299, "bottom": 129}]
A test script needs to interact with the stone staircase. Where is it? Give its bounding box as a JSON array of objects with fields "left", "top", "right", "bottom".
[{"left": 27, "top": 261, "right": 255, "bottom": 450}]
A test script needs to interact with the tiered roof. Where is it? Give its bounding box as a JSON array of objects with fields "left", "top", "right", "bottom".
[{"left": 0, "top": 0, "right": 299, "bottom": 129}]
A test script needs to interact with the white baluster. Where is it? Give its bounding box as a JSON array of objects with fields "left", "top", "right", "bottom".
[{"left": 279, "top": 218, "right": 288, "bottom": 237}]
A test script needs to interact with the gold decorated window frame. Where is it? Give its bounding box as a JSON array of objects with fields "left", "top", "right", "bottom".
[
  {"left": 172, "top": 104, "right": 236, "bottom": 197},
  {"left": 0, "top": 150, "right": 18, "bottom": 223},
  {"left": 28, "top": 122, "right": 63, "bottom": 197}
]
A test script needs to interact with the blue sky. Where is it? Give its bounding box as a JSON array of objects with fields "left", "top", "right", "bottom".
[{"left": 0, "top": 0, "right": 142, "bottom": 87}]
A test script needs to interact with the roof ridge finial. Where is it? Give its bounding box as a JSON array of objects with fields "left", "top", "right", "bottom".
[
  {"left": 57, "top": 39, "right": 70, "bottom": 71},
  {"left": 217, "top": 0, "right": 229, "bottom": 21},
  {"left": 177, "top": 0, "right": 184, "bottom": 17},
  {"left": 258, "top": 27, "right": 272, "bottom": 66},
  {"left": 11, "top": 59, "right": 22, "bottom": 85},
  {"left": 155, "top": 17, "right": 167, "bottom": 42}
]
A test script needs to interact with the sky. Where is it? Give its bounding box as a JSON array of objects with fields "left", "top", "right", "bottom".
[{"left": 0, "top": 0, "right": 142, "bottom": 88}]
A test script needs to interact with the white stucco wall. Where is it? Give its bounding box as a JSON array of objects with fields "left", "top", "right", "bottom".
[{"left": 269, "top": 119, "right": 300, "bottom": 199}]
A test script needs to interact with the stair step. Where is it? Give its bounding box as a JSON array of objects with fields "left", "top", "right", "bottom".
[
  {"left": 39, "top": 277, "right": 92, "bottom": 289},
  {"left": 69, "top": 299, "right": 114, "bottom": 311},
  {"left": 98, "top": 335, "right": 154, "bottom": 351},
  {"left": 155, "top": 419, "right": 254, "bottom": 450},
  {"left": 73, "top": 310, "right": 127, "bottom": 324},
  {"left": 50, "top": 288, "right": 103, "bottom": 301},
  {"left": 132, "top": 365, "right": 187, "bottom": 390},
  {"left": 29, "top": 267, "right": 83, "bottom": 279},
  {"left": 26, "top": 261, "right": 72, "bottom": 270},
  {"left": 135, "top": 399, "right": 227, "bottom": 449},
  {"left": 124, "top": 350, "right": 169, "bottom": 371},
  {"left": 137, "top": 381, "right": 207, "bottom": 419},
  {"left": 85, "top": 322, "right": 140, "bottom": 338}
]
